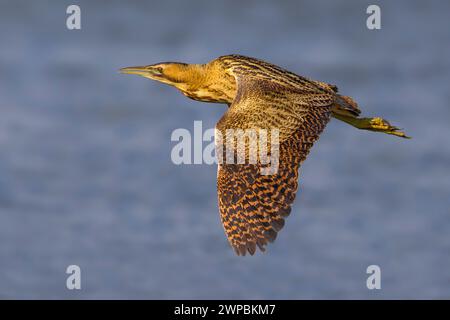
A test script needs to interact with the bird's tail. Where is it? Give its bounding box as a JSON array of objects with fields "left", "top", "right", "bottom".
[{"left": 331, "top": 95, "right": 410, "bottom": 139}]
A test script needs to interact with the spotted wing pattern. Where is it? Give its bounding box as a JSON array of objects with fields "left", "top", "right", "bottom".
[{"left": 216, "top": 65, "right": 334, "bottom": 255}]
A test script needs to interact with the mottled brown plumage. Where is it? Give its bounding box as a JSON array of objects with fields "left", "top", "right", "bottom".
[{"left": 121, "top": 54, "right": 409, "bottom": 256}]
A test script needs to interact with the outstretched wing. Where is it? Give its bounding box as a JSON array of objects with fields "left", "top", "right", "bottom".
[{"left": 216, "top": 73, "right": 334, "bottom": 255}]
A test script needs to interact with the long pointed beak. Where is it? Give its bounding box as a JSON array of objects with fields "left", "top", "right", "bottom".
[{"left": 120, "top": 66, "right": 161, "bottom": 77}]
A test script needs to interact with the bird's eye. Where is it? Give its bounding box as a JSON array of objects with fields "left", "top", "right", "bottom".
[{"left": 146, "top": 66, "right": 164, "bottom": 76}]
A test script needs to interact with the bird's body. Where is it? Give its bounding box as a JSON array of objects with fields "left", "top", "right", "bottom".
[{"left": 121, "top": 54, "right": 408, "bottom": 256}]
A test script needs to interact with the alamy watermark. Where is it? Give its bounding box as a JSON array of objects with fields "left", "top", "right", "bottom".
[
  {"left": 367, "top": 5, "right": 381, "bottom": 30},
  {"left": 66, "top": 265, "right": 81, "bottom": 290},
  {"left": 66, "top": 5, "right": 81, "bottom": 30},
  {"left": 65, "top": 5, "right": 381, "bottom": 31},
  {"left": 171, "top": 121, "right": 280, "bottom": 175},
  {"left": 366, "top": 265, "right": 381, "bottom": 290}
]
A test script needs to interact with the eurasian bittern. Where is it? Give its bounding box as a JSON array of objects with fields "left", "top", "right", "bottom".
[{"left": 121, "top": 54, "right": 409, "bottom": 256}]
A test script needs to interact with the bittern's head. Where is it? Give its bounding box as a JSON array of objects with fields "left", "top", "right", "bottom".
[
  {"left": 120, "top": 62, "right": 201, "bottom": 89},
  {"left": 121, "top": 60, "right": 234, "bottom": 103}
]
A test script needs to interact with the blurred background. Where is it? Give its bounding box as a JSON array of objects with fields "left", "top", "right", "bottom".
[{"left": 0, "top": 0, "right": 449, "bottom": 299}]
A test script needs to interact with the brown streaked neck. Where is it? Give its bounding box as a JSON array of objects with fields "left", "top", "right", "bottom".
[
  {"left": 173, "top": 62, "right": 237, "bottom": 104},
  {"left": 163, "top": 64, "right": 206, "bottom": 86}
]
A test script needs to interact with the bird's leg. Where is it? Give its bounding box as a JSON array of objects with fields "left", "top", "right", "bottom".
[{"left": 332, "top": 113, "right": 410, "bottom": 139}]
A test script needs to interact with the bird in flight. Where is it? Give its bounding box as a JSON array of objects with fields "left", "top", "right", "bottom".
[{"left": 121, "top": 55, "right": 408, "bottom": 256}]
